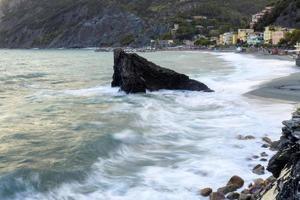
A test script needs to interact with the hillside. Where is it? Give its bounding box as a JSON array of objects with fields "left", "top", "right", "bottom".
[
  {"left": 0, "top": 0, "right": 274, "bottom": 48},
  {"left": 255, "top": 0, "right": 300, "bottom": 30}
]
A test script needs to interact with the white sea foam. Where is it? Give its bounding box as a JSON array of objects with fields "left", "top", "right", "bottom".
[{"left": 4, "top": 51, "right": 299, "bottom": 200}]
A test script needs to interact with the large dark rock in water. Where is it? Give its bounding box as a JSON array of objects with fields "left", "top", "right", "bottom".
[{"left": 111, "top": 49, "right": 213, "bottom": 93}]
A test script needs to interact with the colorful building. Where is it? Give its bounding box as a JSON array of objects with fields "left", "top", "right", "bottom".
[
  {"left": 264, "top": 26, "right": 294, "bottom": 45},
  {"left": 232, "top": 33, "right": 238, "bottom": 45},
  {"left": 247, "top": 32, "right": 264, "bottom": 46},
  {"left": 238, "top": 29, "right": 254, "bottom": 42}
]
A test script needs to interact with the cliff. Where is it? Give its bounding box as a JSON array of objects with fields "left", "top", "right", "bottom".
[
  {"left": 260, "top": 110, "right": 300, "bottom": 199},
  {"left": 0, "top": 0, "right": 274, "bottom": 48}
]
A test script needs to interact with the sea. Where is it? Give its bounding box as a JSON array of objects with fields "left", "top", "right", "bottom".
[{"left": 0, "top": 49, "right": 298, "bottom": 200}]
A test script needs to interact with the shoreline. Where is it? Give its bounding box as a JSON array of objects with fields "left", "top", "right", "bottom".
[{"left": 246, "top": 53, "right": 300, "bottom": 103}]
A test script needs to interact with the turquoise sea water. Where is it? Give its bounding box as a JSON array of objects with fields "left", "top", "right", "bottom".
[{"left": 0, "top": 49, "right": 298, "bottom": 200}]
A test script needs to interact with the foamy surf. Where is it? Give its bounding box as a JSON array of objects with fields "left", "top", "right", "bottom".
[{"left": 0, "top": 50, "right": 298, "bottom": 200}]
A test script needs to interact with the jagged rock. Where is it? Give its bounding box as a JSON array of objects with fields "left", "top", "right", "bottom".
[
  {"left": 252, "top": 164, "right": 265, "bottom": 175},
  {"left": 200, "top": 187, "right": 213, "bottom": 197},
  {"left": 111, "top": 49, "right": 213, "bottom": 94}
]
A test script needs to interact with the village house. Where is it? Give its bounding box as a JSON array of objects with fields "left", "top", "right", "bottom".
[
  {"left": 238, "top": 29, "right": 254, "bottom": 42},
  {"left": 247, "top": 32, "right": 264, "bottom": 46},
  {"left": 264, "top": 26, "right": 294, "bottom": 45},
  {"left": 150, "top": 40, "right": 174, "bottom": 48},
  {"left": 171, "top": 24, "right": 179, "bottom": 36}
]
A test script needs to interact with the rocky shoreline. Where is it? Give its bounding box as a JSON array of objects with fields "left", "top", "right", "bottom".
[{"left": 199, "top": 110, "right": 300, "bottom": 200}]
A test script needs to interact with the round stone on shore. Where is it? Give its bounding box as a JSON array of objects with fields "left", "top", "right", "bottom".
[
  {"left": 200, "top": 187, "right": 213, "bottom": 197},
  {"left": 210, "top": 192, "right": 225, "bottom": 200},
  {"left": 227, "top": 175, "right": 244, "bottom": 189},
  {"left": 252, "top": 164, "right": 265, "bottom": 175}
]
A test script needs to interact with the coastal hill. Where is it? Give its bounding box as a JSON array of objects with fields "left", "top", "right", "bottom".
[
  {"left": 255, "top": 0, "right": 300, "bottom": 30},
  {"left": 0, "top": 0, "right": 274, "bottom": 48}
]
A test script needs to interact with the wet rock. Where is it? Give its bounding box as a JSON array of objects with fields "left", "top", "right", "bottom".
[
  {"left": 112, "top": 48, "right": 213, "bottom": 94},
  {"left": 226, "top": 192, "right": 240, "bottom": 200},
  {"left": 261, "top": 144, "right": 269, "bottom": 148},
  {"left": 237, "top": 135, "right": 255, "bottom": 140},
  {"left": 217, "top": 176, "right": 244, "bottom": 195},
  {"left": 239, "top": 193, "right": 253, "bottom": 200},
  {"left": 265, "top": 176, "right": 276, "bottom": 185},
  {"left": 217, "top": 185, "right": 237, "bottom": 195},
  {"left": 210, "top": 192, "right": 225, "bottom": 200},
  {"left": 249, "top": 178, "right": 265, "bottom": 194},
  {"left": 227, "top": 176, "right": 244, "bottom": 189},
  {"left": 269, "top": 140, "right": 279, "bottom": 151},
  {"left": 260, "top": 152, "right": 268, "bottom": 157},
  {"left": 292, "top": 131, "right": 300, "bottom": 139},
  {"left": 252, "top": 164, "right": 265, "bottom": 175},
  {"left": 262, "top": 137, "right": 272, "bottom": 144},
  {"left": 260, "top": 158, "right": 268, "bottom": 162},
  {"left": 200, "top": 187, "right": 213, "bottom": 197},
  {"left": 252, "top": 155, "right": 259, "bottom": 159}
]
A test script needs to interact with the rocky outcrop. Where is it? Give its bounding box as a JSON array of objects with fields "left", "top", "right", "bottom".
[
  {"left": 111, "top": 49, "right": 213, "bottom": 94},
  {"left": 260, "top": 111, "right": 300, "bottom": 200}
]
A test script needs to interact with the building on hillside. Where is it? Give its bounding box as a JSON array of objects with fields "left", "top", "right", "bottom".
[
  {"left": 272, "top": 31, "right": 285, "bottom": 45},
  {"left": 218, "top": 34, "right": 224, "bottom": 45},
  {"left": 171, "top": 24, "right": 179, "bottom": 36},
  {"left": 150, "top": 40, "right": 174, "bottom": 48},
  {"left": 247, "top": 32, "right": 264, "bottom": 46},
  {"left": 232, "top": 33, "right": 238, "bottom": 45},
  {"left": 221, "top": 32, "right": 235, "bottom": 45},
  {"left": 250, "top": 6, "right": 274, "bottom": 28},
  {"left": 264, "top": 26, "right": 274, "bottom": 44},
  {"left": 264, "top": 26, "right": 294, "bottom": 45},
  {"left": 238, "top": 29, "right": 254, "bottom": 42}
]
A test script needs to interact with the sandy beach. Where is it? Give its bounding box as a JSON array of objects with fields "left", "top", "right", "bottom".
[{"left": 247, "top": 54, "right": 300, "bottom": 102}]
